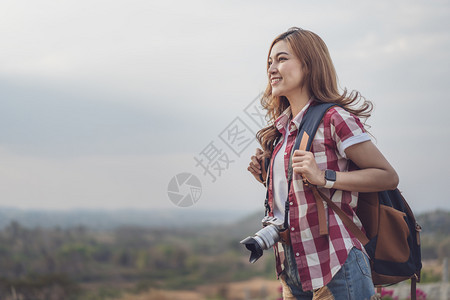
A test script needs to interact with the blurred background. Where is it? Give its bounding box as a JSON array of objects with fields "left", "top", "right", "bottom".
[{"left": 0, "top": 0, "right": 449, "bottom": 299}]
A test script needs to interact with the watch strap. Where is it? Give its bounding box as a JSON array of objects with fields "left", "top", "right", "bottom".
[{"left": 324, "top": 179, "right": 335, "bottom": 189}]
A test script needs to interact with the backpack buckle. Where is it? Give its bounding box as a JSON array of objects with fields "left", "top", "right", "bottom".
[{"left": 415, "top": 222, "right": 422, "bottom": 246}]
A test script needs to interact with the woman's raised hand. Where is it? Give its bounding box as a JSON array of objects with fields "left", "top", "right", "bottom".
[
  {"left": 291, "top": 150, "right": 326, "bottom": 186},
  {"left": 248, "top": 148, "right": 265, "bottom": 184}
]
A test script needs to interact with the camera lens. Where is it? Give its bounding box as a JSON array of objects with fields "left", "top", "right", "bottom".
[
  {"left": 256, "top": 224, "right": 280, "bottom": 249},
  {"left": 240, "top": 224, "right": 281, "bottom": 263},
  {"left": 240, "top": 236, "right": 264, "bottom": 263}
]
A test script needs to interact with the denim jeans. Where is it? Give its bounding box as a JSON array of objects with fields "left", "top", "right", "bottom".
[{"left": 280, "top": 245, "right": 376, "bottom": 300}]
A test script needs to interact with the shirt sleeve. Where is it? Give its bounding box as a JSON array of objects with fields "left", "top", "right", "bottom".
[{"left": 327, "top": 107, "right": 371, "bottom": 159}]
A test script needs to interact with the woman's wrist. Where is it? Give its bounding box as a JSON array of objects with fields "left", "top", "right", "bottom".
[{"left": 317, "top": 170, "right": 327, "bottom": 187}]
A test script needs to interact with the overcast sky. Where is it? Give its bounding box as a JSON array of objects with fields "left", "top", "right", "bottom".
[{"left": 1, "top": 0, "right": 449, "bottom": 214}]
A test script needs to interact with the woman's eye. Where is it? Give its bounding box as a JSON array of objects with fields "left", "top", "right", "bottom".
[
  {"left": 268, "top": 61, "right": 272, "bottom": 66},
  {"left": 279, "top": 57, "right": 287, "bottom": 61}
]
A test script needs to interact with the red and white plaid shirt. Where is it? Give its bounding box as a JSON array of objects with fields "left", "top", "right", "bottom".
[{"left": 268, "top": 99, "right": 370, "bottom": 291}]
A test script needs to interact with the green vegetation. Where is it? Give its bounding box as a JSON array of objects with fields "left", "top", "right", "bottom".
[
  {"left": 0, "top": 209, "right": 447, "bottom": 299},
  {"left": 0, "top": 220, "right": 274, "bottom": 299},
  {"left": 416, "top": 210, "right": 450, "bottom": 260}
]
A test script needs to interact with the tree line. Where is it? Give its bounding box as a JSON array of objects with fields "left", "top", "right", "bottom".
[
  {"left": 0, "top": 220, "right": 273, "bottom": 299},
  {"left": 0, "top": 209, "right": 447, "bottom": 299}
]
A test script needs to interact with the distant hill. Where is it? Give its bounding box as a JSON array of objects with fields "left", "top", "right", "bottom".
[
  {"left": 416, "top": 209, "right": 450, "bottom": 235},
  {"left": 228, "top": 209, "right": 450, "bottom": 238},
  {"left": 0, "top": 206, "right": 255, "bottom": 230},
  {"left": 0, "top": 206, "right": 448, "bottom": 235}
]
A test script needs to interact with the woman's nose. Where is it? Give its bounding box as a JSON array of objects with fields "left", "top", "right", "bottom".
[{"left": 268, "top": 64, "right": 277, "bottom": 75}]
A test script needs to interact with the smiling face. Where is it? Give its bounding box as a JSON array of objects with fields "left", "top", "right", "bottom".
[{"left": 268, "top": 40, "right": 307, "bottom": 99}]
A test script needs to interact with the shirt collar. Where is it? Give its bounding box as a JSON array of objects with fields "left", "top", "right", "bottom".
[{"left": 274, "top": 97, "right": 314, "bottom": 134}]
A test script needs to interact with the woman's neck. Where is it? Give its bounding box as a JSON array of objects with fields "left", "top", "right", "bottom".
[{"left": 286, "top": 89, "right": 311, "bottom": 118}]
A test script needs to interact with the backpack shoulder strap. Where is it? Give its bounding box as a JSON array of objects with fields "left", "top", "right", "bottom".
[
  {"left": 315, "top": 188, "right": 369, "bottom": 244},
  {"left": 294, "top": 102, "right": 337, "bottom": 152},
  {"left": 262, "top": 102, "right": 337, "bottom": 176},
  {"left": 287, "top": 102, "right": 336, "bottom": 235},
  {"left": 294, "top": 103, "right": 369, "bottom": 243},
  {"left": 287, "top": 102, "right": 337, "bottom": 181}
]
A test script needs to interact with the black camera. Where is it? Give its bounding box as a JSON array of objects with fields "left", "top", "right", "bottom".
[{"left": 240, "top": 216, "right": 284, "bottom": 263}]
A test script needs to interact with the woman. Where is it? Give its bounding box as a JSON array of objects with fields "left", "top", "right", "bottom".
[{"left": 247, "top": 27, "right": 398, "bottom": 300}]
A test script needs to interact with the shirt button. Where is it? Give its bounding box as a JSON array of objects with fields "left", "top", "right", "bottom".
[
  {"left": 291, "top": 227, "right": 295, "bottom": 231},
  {"left": 284, "top": 152, "right": 287, "bottom": 155},
  {"left": 290, "top": 202, "right": 293, "bottom": 205},
  {"left": 296, "top": 253, "right": 300, "bottom": 257}
]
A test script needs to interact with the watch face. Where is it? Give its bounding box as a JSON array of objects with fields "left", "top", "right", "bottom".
[{"left": 325, "top": 169, "right": 336, "bottom": 181}]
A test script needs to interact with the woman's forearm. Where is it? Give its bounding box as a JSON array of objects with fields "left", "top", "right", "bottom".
[
  {"left": 337, "top": 140, "right": 399, "bottom": 192},
  {"left": 332, "top": 167, "right": 399, "bottom": 192}
]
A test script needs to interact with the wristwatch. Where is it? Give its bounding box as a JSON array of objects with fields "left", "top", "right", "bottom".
[{"left": 323, "top": 169, "right": 336, "bottom": 189}]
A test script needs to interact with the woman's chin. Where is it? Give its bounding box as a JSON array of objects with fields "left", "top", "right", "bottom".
[{"left": 271, "top": 90, "right": 282, "bottom": 98}]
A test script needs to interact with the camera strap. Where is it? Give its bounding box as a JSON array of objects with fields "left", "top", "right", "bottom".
[
  {"left": 263, "top": 136, "right": 280, "bottom": 216},
  {"left": 263, "top": 159, "right": 271, "bottom": 216}
]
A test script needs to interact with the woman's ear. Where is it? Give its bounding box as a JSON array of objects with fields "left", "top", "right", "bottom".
[{"left": 301, "top": 62, "right": 310, "bottom": 75}]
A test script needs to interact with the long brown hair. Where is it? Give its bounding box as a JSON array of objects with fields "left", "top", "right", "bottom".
[{"left": 257, "top": 27, "right": 373, "bottom": 156}]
